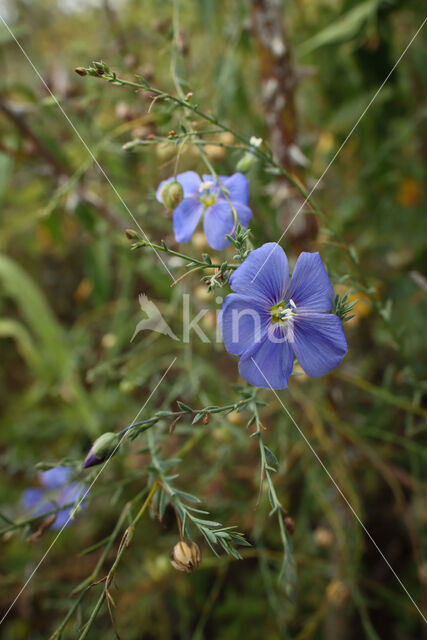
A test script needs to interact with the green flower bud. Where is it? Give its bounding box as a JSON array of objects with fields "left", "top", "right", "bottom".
[
  {"left": 83, "top": 432, "right": 120, "bottom": 468},
  {"left": 236, "top": 152, "right": 256, "bottom": 173},
  {"left": 160, "top": 180, "right": 184, "bottom": 209}
]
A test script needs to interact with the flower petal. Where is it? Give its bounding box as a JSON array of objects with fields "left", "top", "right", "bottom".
[
  {"left": 52, "top": 483, "right": 85, "bottom": 529},
  {"left": 40, "top": 467, "right": 72, "bottom": 489},
  {"left": 293, "top": 313, "right": 347, "bottom": 377},
  {"left": 203, "top": 202, "right": 234, "bottom": 249},
  {"left": 156, "top": 171, "right": 201, "bottom": 203},
  {"left": 286, "top": 252, "right": 334, "bottom": 312},
  {"left": 202, "top": 174, "right": 226, "bottom": 184},
  {"left": 229, "top": 242, "right": 289, "bottom": 305},
  {"left": 219, "top": 294, "right": 269, "bottom": 356},
  {"left": 232, "top": 201, "right": 252, "bottom": 227},
  {"left": 238, "top": 326, "right": 294, "bottom": 389},
  {"left": 21, "top": 488, "right": 44, "bottom": 510},
  {"left": 223, "top": 173, "right": 249, "bottom": 205},
  {"left": 60, "top": 482, "right": 83, "bottom": 507},
  {"left": 52, "top": 507, "right": 73, "bottom": 529},
  {"left": 173, "top": 198, "right": 204, "bottom": 242}
]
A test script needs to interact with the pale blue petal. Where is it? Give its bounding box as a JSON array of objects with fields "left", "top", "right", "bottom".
[
  {"left": 202, "top": 174, "right": 223, "bottom": 184},
  {"left": 219, "top": 294, "right": 269, "bottom": 356},
  {"left": 203, "top": 202, "right": 234, "bottom": 250},
  {"left": 238, "top": 327, "right": 294, "bottom": 389},
  {"left": 232, "top": 201, "right": 252, "bottom": 227},
  {"left": 22, "top": 488, "right": 44, "bottom": 510},
  {"left": 51, "top": 483, "right": 85, "bottom": 529},
  {"left": 229, "top": 242, "right": 289, "bottom": 305},
  {"left": 173, "top": 198, "right": 204, "bottom": 242},
  {"left": 286, "top": 252, "right": 334, "bottom": 312},
  {"left": 52, "top": 507, "right": 73, "bottom": 529},
  {"left": 223, "top": 173, "right": 249, "bottom": 205},
  {"left": 176, "top": 171, "right": 201, "bottom": 196},
  {"left": 40, "top": 467, "right": 72, "bottom": 489},
  {"left": 60, "top": 482, "right": 83, "bottom": 507},
  {"left": 293, "top": 313, "right": 347, "bottom": 377}
]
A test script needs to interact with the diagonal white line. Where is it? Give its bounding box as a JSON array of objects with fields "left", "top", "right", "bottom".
[
  {"left": 0, "top": 357, "right": 177, "bottom": 626},
  {"left": 0, "top": 14, "right": 174, "bottom": 281},
  {"left": 250, "top": 357, "right": 427, "bottom": 624},
  {"left": 251, "top": 16, "right": 427, "bottom": 283}
]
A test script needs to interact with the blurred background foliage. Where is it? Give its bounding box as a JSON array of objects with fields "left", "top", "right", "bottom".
[{"left": 0, "top": 0, "right": 426, "bottom": 638}]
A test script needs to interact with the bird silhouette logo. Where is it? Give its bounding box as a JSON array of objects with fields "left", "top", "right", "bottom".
[{"left": 131, "top": 294, "right": 179, "bottom": 342}]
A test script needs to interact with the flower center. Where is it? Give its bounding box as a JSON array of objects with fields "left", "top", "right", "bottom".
[
  {"left": 270, "top": 299, "right": 296, "bottom": 324},
  {"left": 199, "top": 181, "right": 218, "bottom": 208}
]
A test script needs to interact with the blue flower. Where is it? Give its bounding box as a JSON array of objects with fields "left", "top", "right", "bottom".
[
  {"left": 156, "top": 171, "right": 252, "bottom": 250},
  {"left": 22, "top": 467, "right": 84, "bottom": 530},
  {"left": 219, "top": 243, "right": 347, "bottom": 389}
]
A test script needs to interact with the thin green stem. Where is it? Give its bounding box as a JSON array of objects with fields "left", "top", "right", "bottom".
[
  {"left": 76, "top": 482, "right": 159, "bottom": 639},
  {"left": 83, "top": 67, "right": 316, "bottom": 209},
  {"left": 131, "top": 238, "right": 238, "bottom": 270},
  {"left": 50, "top": 503, "right": 131, "bottom": 639}
]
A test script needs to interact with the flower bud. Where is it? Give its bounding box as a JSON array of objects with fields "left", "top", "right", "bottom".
[
  {"left": 160, "top": 180, "right": 183, "bottom": 209},
  {"left": 83, "top": 432, "right": 120, "bottom": 468},
  {"left": 74, "top": 67, "right": 88, "bottom": 77},
  {"left": 236, "top": 151, "right": 256, "bottom": 173},
  {"left": 170, "top": 540, "right": 201, "bottom": 573}
]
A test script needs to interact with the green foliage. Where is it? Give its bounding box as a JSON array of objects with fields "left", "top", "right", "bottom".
[{"left": 0, "top": 1, "right": 426, "bottom": 639}]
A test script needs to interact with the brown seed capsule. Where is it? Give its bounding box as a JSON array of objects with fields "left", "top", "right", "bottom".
[
  {"left": 74, "top": 67, "right": 87, "bottom": 76},
  {"left": 283, "top": 515, "right": 295, "bottom": 536},
  {"left": 170, "top": 540, "right": 201, "bottom": 573},
  {"left": 326, "top": 579, "right": 349, "bottom": 607}
]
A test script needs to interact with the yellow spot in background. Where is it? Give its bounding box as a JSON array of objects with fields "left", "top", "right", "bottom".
[
  {"left": 348, "top": 291, "right": 372, "bottom": 320},
  {"left": 293, "top": 363, "right": 308, "bottom": 383},
  {"left": 192, "top": 231, "right": 208, "bottom": 250},
  {"left": 227, "top": 410, "right": 245, "bottom": 425},
  {"left": 316, "top": 131, "right": 335, "bottom": 155},
  {"left": 326, "top": 580, "right": 349, "bottom": 607},
  {"left": 101, "top": 333, "right": 117, "bottom": 349},
  {"left": 204, "top": 131, "right": 235, "bottom": 161},
  {"left": 397, "top": 178, "right": 421, "bottom": 207},
  {"left": 74, "top": 278, "right": 93, "bottom": 303},
  {"left": 334, "top": 285, "right": 373, "bottom": 327}
]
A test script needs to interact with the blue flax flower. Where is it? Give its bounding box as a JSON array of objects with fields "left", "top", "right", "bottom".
[
  {"left": 22, "top": 466, "right": 84, "bottom": 530},
  {"left": 219, "top": 243, "right": 347, "bottom": 389},
  {"left": 156, "top": 171, "right": 252, "bottom": 250}
]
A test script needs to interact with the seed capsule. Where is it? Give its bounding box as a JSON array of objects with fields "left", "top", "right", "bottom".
[
  {"left": 160, "top": 180, "right": 184, "bottom": 209},
  {"left": 283, "top": 515, "right": 295, "bottom": 536},
  {"left": 170, "top": 540, "right": 201, "bottom": 573}
]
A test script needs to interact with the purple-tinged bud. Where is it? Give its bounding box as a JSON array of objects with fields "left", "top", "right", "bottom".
[
  {"left": 160, "top": 180, "right": 183, "bottom": 210},
  {"left": 83, "top": 432, "right": 120, "bottom": 469}
]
